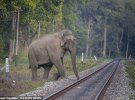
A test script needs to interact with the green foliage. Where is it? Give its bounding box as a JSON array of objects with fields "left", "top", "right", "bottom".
[
  {"left": 62, "top": 0, "right": 88, "bottom": 54},
  {"left": 125, "top": 61, "right": 135, "bottom": 99},
  {"left": 62, "top": 0, "right": 78, "bottom": 30},
  {"left": 125, "top": 61, "right": 135, "bottom": 90},
  {"left": 17, "top": 51, "right": 28, "bottom": 64},
  {"left": 0, "top": 0, "right": 135, "bottom": 65},
  {"left": 75, "top": 28, "right": 87, "bottom": 54}
]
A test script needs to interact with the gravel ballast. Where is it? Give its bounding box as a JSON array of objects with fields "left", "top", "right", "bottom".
[{"left": 103, "top": 62, "right": 135, "bottom": 100}]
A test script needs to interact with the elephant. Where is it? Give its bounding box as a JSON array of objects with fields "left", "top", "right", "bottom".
[{"left": 28, "top": 30, "right": 79, "bottom": 81}]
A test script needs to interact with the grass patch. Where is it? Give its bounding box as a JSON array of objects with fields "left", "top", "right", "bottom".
[
  {"left": 125, "top": 60, "right": 135, "bottom": 99},
  {"left": 0, "top": 78, "right": 44, "bottom": 96},
  {"left": 0, "top": 55, "right": 103, "bottom": 96},
  {"left": 125, "top": 61, "right": 135, "bottom": 89}
]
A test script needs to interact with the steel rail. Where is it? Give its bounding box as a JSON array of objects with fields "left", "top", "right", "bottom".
[
  {"left": 44, "top": 60, "right": 117, "bottom": 100},
  {"left": 94, "top": 61, "right": 120, "bottom": 100}
]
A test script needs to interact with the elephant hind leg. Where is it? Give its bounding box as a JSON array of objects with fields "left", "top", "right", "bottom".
[
  {"left": 43, "top": 63, "right": 53, "bottom": 80},
  {"left": 32, "top": 67, "right": 38, "bottom": 81}
]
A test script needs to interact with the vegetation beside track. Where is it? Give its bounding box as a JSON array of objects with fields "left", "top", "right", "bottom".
[
  {"left": 0, "top": 55, "right": 103, "bottom": 96},
  {"left": 125, "top": 60, "right": 135, "bottom": 99}
]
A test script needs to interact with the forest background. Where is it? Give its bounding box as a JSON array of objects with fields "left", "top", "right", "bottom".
[{"left": 0, "top": 0, "right": 135, "bottom": 64}]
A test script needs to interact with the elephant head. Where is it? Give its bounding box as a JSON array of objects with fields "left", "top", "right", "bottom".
[{"left": 58, "top": 30, "right": 79, "bottom": 80}]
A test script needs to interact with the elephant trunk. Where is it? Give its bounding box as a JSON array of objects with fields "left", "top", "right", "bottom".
[{"left": 69, "top": 47, "right": 79, "bottom": 80}]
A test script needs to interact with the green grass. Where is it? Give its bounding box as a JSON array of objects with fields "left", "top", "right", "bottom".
[
  {"left": 0, "top": 54, "right": 103, "bottom": 96},
  {"left": 125, "top": 61, "right": 135, "bottom": 89},
  {"left": 0, "top": 78, "right": 44, "bottom": 96},
  {"left": 125, "top": 60, "right": 135, "bottom": 99}
]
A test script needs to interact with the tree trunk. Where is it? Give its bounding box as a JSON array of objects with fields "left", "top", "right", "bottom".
[
  {"left": 109, "top": 49, "right": 111, "bottom": 58},
  {"left": 52, "top": 20, "right": 55, "bottom": 32},
  {"left": 119, "top": 28, "right": 124, "bottom": 55},
  {"left": 38, "top": 21, "right": 41, "bottom": 38},
  {"left": 9, "top": 12, "right": 16, "bottom": 62},
  {"left": 24, "top": 42, "right": 28, "bottom": 53},
  {"left": 9, "top": 40, "right": 12, "bottom": 60},
  {"left": 9, "top": 40, "right": 14, "bottom": 61},
  {"left": 15, "top": 9, "right": 19, "bottom": 56},
  {"left": 126, "top": 33, "right": 129, "bottom": 58},
  {"left": 103, "top": 22, "right": 107, "bottom": 58},
  {"left": 85, "top": 44, "right": 89, "bottom": 58},
  {"left": 85, "top": 18, "right": 92, "bottom": 58},
  {"left": 126, "top": 41, "right": 129, "bottom": 58},
  {"left": 117, "top": 35, "right": 120, "bottom": 56},
  {"left": 15, "top": 9, "right": 20, "bottom": 66},
  {"left": 25, "top": 26, "right": 30, "bottom": 53},
  {"left": 89, "top": 49, "right": 92, "bottom": 58}
]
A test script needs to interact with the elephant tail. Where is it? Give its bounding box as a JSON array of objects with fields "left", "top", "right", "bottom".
[{"left": 28, "top": 46, "right": 38, "bottom": 69}]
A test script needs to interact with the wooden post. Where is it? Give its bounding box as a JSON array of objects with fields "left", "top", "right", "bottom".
[{"left": 85, "top": 19, "right": 91, "bottom": 58}]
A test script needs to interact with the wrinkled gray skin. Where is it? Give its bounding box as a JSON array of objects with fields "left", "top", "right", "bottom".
[{"left": 28, "top": 30, "right": 79, "bottom": 81}]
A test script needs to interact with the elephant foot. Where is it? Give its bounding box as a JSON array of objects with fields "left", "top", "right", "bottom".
[
  {"left": 53, "top": 73, "right": 67, "bottom": 81},
  {"left": 53, "top": 73, "right": 60, "bottom": 80}
]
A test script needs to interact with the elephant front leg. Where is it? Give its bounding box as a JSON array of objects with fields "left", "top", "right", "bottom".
[
  {"left": 53, "top": 59, "right": 66, "bottom": 79},
  {"left": 49, "top": 53, "right": 66, "bottom": 79},
  {"left": 31, "top": 67, "right": 37, "bottom": 81},
  {"left": 52, "top": 60, "right": 66, "bottom": 78}
]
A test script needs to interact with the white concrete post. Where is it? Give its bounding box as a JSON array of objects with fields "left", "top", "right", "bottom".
[
  {"left": 5, "top": 58, "right": 10, "bottom": 79},
  {"left": 94, "top": 56, "right": 98, "bottom": 62},
  {"left": 81, "top": 52, "right": 84, "bottom": 63}
]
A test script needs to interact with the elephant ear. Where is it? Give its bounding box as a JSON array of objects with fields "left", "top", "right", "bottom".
[
  {"left": 58, "top": 30, "right": 72, "bottom": 38},
  {"left": 60, "top": 39, "right": 65, "bottom": 47},
  {"left": 58, "top": 30, "right": 72, "bottom": 47},
  {"left": 60, "top": 36, "right": 67, "bottom": 47}
]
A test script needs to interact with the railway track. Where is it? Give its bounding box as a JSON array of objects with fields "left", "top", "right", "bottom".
[{"left": 44, "top": 59, "right": 120, "bottom": 100}]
